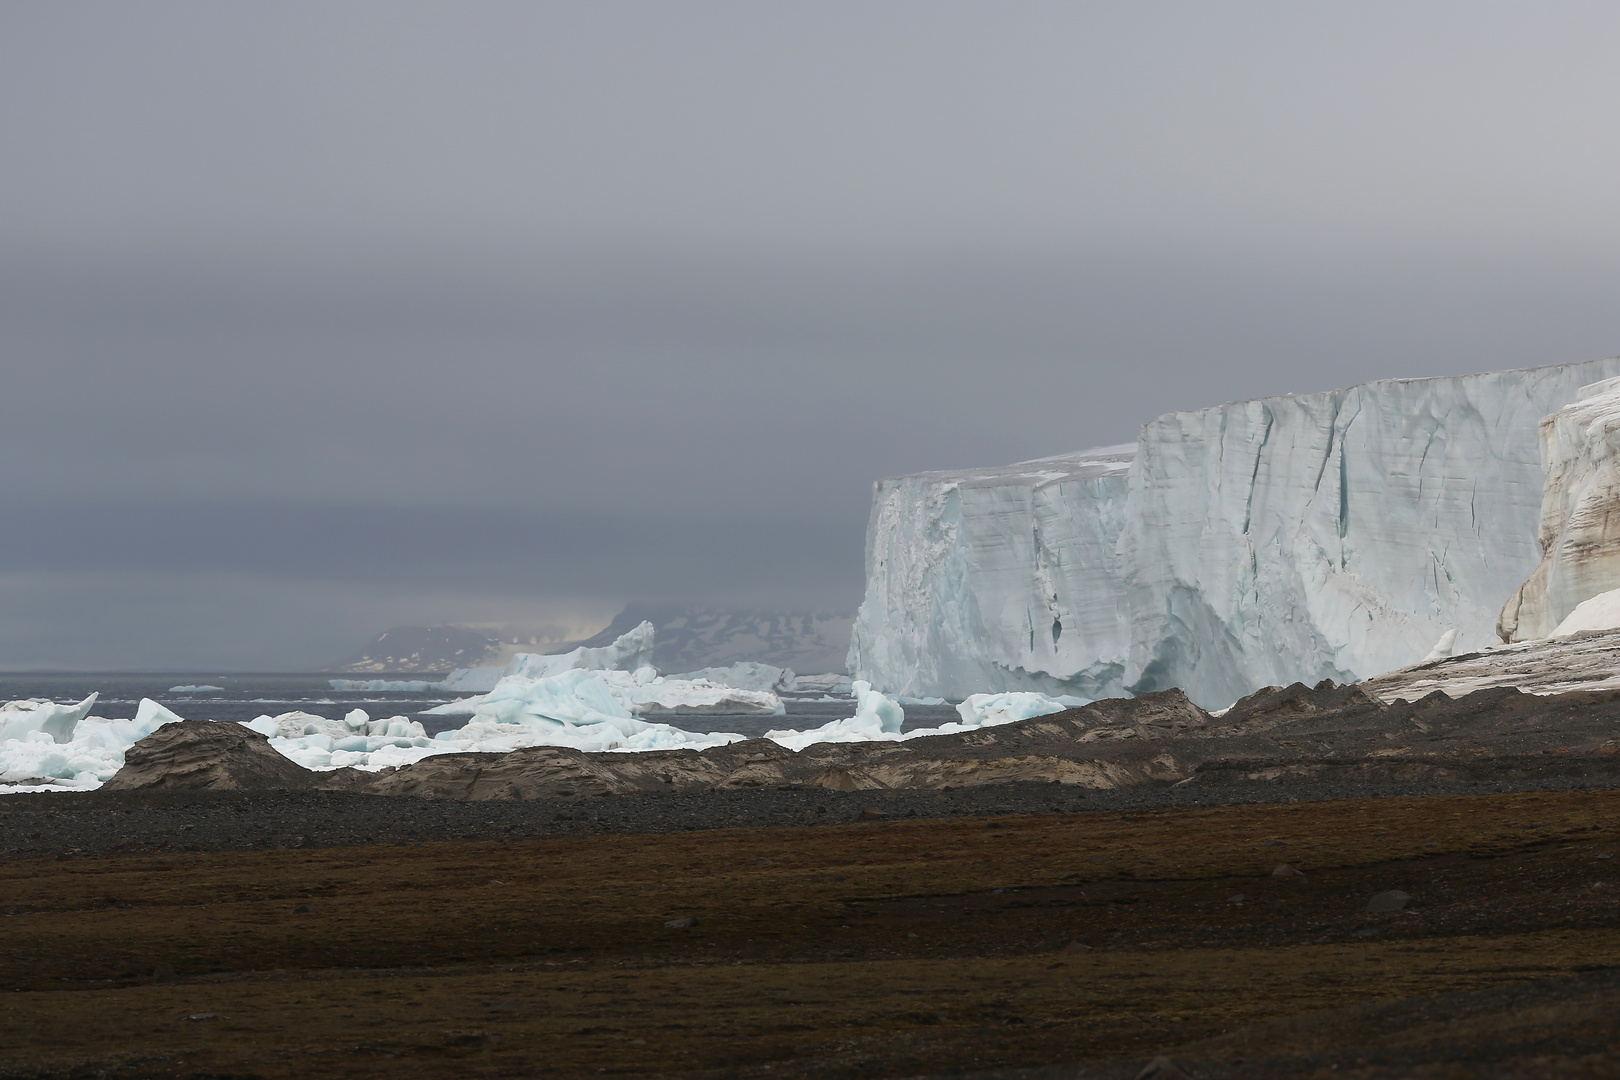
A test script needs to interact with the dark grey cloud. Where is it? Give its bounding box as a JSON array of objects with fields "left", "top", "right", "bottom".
[{"left": 4, "top": 2, "right": 1620, "bottom": 667}]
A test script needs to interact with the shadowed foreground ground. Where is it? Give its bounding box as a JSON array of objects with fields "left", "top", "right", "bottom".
[{"left": 6, "top": 789, "right": 1620, "bottom": 1078}]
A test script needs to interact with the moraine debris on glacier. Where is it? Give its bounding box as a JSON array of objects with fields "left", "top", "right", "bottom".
[{"left": 849, "top": 357, "right": 1620, "bottom": 709}]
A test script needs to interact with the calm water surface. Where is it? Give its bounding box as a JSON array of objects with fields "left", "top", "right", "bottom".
[{"left": 0, "top": 673, "right": 962, "bottom": 738}]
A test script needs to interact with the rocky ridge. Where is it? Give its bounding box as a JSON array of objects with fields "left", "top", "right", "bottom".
[{"left": 103, "top": 674, "right": 1620, "bottom": 799}]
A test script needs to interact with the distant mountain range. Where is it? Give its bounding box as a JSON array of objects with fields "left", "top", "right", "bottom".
[
  {"left": 321, "top": 605, "right": 854, "bottom": 675},
  {"left": 569, "top": 605, "right": 853, "bottom": 675},
  {"left": 320, "top": 626, "right": 504, "bottom": 674}
]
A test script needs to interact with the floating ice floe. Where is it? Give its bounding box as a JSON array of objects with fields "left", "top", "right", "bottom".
[{"left": 167, "top": 685, "right": 224, "bottom": 693}]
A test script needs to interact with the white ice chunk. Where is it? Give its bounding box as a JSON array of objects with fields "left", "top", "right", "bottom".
[
  {"left": 167, "top": 685, "right": 223, "bottom": 692},
  {"left": 421, "top": 696, "right": 481, "bottom": 716},
  {"left": 790, "top": 673, "right": 853, "bottom": 694},
  {"left": 673, "top": 662, "right": 796, "bottom": 693},
  {"left": 954, "top": 691, "right": 1088, "bottom": 728},
  {"left": 0, "top": 693, "right": 98, "bottom": 744},
  {"left": 441, "top": 622, "right": 656, "bottom": 693},
  {"left": 1422, "top": 628, "right": 1460, "bottom": 662},
  {"left": 764, "top": 681, "right": 905, "bottom": 750},
  {"left": 1551, "top": 588, "right": 1620, "bottom": 638},
  {"left": 0, "top": 696, "right": 183, "bottom": 789},
  {"left": 328, "top": 679, "right": 441, "bottom": 692}
]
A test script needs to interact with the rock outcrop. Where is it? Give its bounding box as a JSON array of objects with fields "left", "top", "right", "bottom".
[
  {"left": 1499, "top": 376, "right": 1620, "bottom": 641},
  {"left": 103, "top": 721, "right": 366, "bottom": 792},
  {"left": 363, "top": 679, "right": 1620, "bottom": 798}
]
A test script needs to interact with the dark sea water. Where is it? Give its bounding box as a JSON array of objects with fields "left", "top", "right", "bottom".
[{"left": 0, "top": 672, "right": 963, "bottom": 739}]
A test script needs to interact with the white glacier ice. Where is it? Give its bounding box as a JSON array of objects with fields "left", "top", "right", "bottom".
[
  {"left": 327, "top": 622, "right": 658, "bottom": 694},
  {"left": 849, "top": 359, "right": 1620, "bottom": 708},
  {"left": 789, "top": 673, "right": 855, "bottom": 694},
  {"left": 954, "top": 692, "right": 1088, "bottom": 727},
  {"left": 848, "top": 446, "right": 1137, "bottom": 703},
  {"left": 2, "top": 675, "right": 1054, "bottom": 790},
  {"left": 673, "top": 662, "right": 796, "bottom": 693},
  {"left": 441, "top": 621, "right": 656, "bottom": 692},
  {"left": 327, "top": 678, "right": 442, "bottom": 692},
  {"left": 0, "top": 694, "right": 99, "bottom": 744},
  {"left": 0, "top": 697, "right": 185, "bottom": 790},
  {"left": 167, "top": 685, "right": 223, "bottom": 692},
  {"left": 1549, "top": 588, "right": 1620, "bottom": 638},
  {"left": 763, "top": 680, "right": 905, "bottom": 750}
]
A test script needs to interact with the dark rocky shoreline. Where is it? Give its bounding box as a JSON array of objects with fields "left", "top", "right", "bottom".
[
  {"left": 10, "top": 770, "right": 1620, "bottom": 861},
  {"left": 13, "top": 674, "right": 1620, "bottom": 863}
]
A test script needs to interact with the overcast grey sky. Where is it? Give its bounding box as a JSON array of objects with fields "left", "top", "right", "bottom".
[{"left": 6, "top": 1, "right": 1620, "bottom": 668}]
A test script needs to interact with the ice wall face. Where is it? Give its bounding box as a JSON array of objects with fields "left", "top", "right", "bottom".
[
  {"left": 1498, "top": 377, "right": 1620, "bottom": 641},
  {"left": 847, "top": 446, "right": 1136, "bottom": 701},
  {"left": 850, "top": 358, "right": 1620, "bottom": 708}
]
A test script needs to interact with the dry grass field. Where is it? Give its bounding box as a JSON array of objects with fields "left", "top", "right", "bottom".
[{"left": 6, "top": 788, "right": 1620, "bottom": 1078}]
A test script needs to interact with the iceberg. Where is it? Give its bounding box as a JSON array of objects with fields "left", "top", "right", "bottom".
[
  {"left": 673, "top": 662, "right": 796, "bottom": 693},
  {"left": 4, "top": 677, "right": 1050, "bottom": 789},
  {"left": 329, "top": 622, "right": 659, "bottom": 694},
  {"left": 764, "top": 681, "right": 905, "bottom": 750},
  {"left": 423, "top": 670, "right": 747, "bottom": 757},
  {"left": 167, "top": 685, "right": 223, "bottom": 692},
  {"left": 954, "top": 691, "right": 1088, "bottom": 727},
  {"left": 327, "top": 678, "right": 442, "bottom": 692},
  {"left": 849, "top": 358, "right": 1620, "bottom": 708},
  {"left": 1, "top": 697, "right": 184, "bottom": 789},
  {"left": 789, "top": 673, "right": 854, "bottom": 694},
  {"left": 441, "top": 621, "right": 656, "bottom": 693},
  {"left": 761, "top": 682, "right": 1078, "bottom": 751},
  {"left": 0, "top": 694, "right": 99, "bottom": 744}
]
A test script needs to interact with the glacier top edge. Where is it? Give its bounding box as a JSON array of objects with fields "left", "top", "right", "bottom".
[
  {"left": 873, "top": 444, "right": 1136, "bottom": 489},
  {"left": 874, "top": 357, "right": 1620, "bottom": 491},
  {"left": 1150, "top": 355, "right": 1620, "bottom": 424}
]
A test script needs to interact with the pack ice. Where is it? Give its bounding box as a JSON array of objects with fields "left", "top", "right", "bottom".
[
  {"left": 849, "top": 358, "right": 1620, "bottom": 708},
  {"left": 0, "top": 696, "right": 186, "bottom": 790},
  {"left": 2, "top": 676, "right": 1086, "bottom": 789}
]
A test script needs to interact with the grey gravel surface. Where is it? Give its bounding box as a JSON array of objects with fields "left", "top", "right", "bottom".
[{"left": 9, "top": 774, "right": 1620, "bottom": 861}]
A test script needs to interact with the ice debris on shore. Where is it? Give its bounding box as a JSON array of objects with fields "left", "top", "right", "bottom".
[
  {"left": 0, "top": 616, "right": 1094, "bottom": 788},
  {"left": 0, "top": 673, "right": 1093, "bottom": 789},
  {"left": 0, "top": 696, "right": 186, "bottom": 791}
]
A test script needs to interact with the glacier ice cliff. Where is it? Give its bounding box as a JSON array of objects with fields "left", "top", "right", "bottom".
[
  {"left": 849, "top": 358, "right": 1620, "bottom": 708},
  {"left": 1497, "top": 376, "right": 1620, "bottom": 641}
]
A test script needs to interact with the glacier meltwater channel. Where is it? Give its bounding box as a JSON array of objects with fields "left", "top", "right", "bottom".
[{"left": 848, "top": 357, "right": 1620, "bottom": 709}]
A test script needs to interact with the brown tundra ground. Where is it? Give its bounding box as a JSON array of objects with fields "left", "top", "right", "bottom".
[{"left": 7, "top": 788, "right": 1620, "bottom": 1079}]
